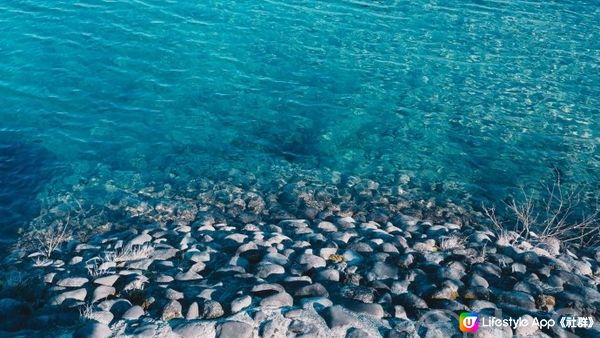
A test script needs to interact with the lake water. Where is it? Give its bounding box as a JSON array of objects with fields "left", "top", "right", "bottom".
[{"left": 1, "top": 0, "right": 599, "bottom": 241}]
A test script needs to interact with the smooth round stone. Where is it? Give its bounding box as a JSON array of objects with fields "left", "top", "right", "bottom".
[
  {"left": 69, "top": 256, "right": 84, "bottom": 265},
  {"left": 315, "top": 269, "right": 340, "bottom": 282},
  {"left": 175, "top": 270, "right": 202, "bottom": 281},
  {"left": 186, "top": 302, "right": 199, "bottom": 320},
  {"left": 393, "top": 305, "right": 407, "bottom": 319},
  {"left": 173, "top": 321, "right": 216, "bottom": 338},
  {"left": 260, "top": 292, "right": 293, "bottom": 308},
  {"left": 92, "top": 286, "right": 116, "bottom": 303},
  {"left": 300, "top": 297, "right": 333, "bottom": 311},
  {"left": 230, "top": 295, "right": 252, "bottom": 313},
  {"left": 468, "top": 274, "right": 489, "bottom": 288},
  {"left": 161, "top": 300, "right": 182, "bottom": 320},
  {"left": 237, "top": 242, "right": 258, "bottom": 254},
  {"left": 348, "top": 242, "right": 373, "bottom": 253},
  {"left": 469, "top": 300, "right": 498, "bottom": 312},
  {"left": 90, "top": 311, "right": 113, "bottom": 325},
  {"left": 317, "top": 221, "right": 337, "bottom": 232},
  {"left": 262, "top": 252, "right": 289, "bottom": 266},
  {"left": 260, "top": 318, "right": 293, "bottom": 338},
  {"left": 344, "top": 301, "right": 384, "bottom": 318},
  {"left": 298, "top": 254, "right": 326, "bottom": 270},
  {"left": 200, "top": 300, "right": 224, "bottom": 319},
  {"left": 128, "top": 233, "right": 152, "bottom": 247},
  {"left": 394, "top": 292, "right": 428, "bottom": 310},
  {"left": 44, "top": 272, "right": 57, "bottom": 284},
  {"left": 225, "top": 233, "right": 247, "bottom": 243},
  {"left": 340, "top": 285, "right": 375, "bottom": 303},
  {"left": 94, "top": 275, "right": 120, "bottom": 287},
  {"left": 255, "top": 263, "right": 285, "bottom": 279},
  {"left": 50, "top": 288, "right": 87, "bottom": 306},
  {"left": 381, "top": 243, "right": 399, "bottom": 254},
  {"left": 430, "top": 283, "right": 459, "bottom": 301},
  {"left": 155, "top": 274, "right": 174, "bottom": 283},
  {"left": 294, "top": 283, "right": 329, "bottom": 298},
  {"left": 56, "top": 277, "right": 89, "bottom": 288},
  {"left": 187, "top": 251, "right": 211, "bottom": 263},
  {"left": 497, "top": 291, "right": 536, "bottom": 310},
  {"left": 346, "top": 328, "right": 371, "bottom": 338},
  {"left": 122, "top": 305, "right": 144, "bottom": 320},
  {"left": 366, "top": 261, "right": 398, "bottom": 281},
  {"left": 164, "top": 288, "right": 184, "bottom": 300},
  {"left": 216, "top": 321, "right": 253, "bottom": 338},
  {"left": 74, "top": 321, "right": 111, "bottom": 338},
  {"left": 397, "top": 253, "right": 414, "bottom": 268},
  {"left": 320, "top": 305, "right": 357, "bottom": 329},
  {"left": 342, "top": 250, "right": 363, "bottom": 265}
]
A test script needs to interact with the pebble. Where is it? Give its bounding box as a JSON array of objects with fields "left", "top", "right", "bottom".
[
  {"left": 320, "top": 305, "right": 357, "bottom": 329},
  {"left": 185, "top": 302, "right": 199, "bottom": 320},
  {"left": 298, "top": 253, "right": 326, "bottom": 271},
  {"left": 175, "top": 270, "right": 202, "bottom": 281},
  {"left": 216, "top": 321, "right": 253, "bottom": 338},
  {"left": 255, "top": 263, "right": 286, "bottom": 279},
  {"left": 201, "top": 300, "right": 224, "bottom": 319},
  {"left": 56, "top": 277, "right": 89, "bottom": 288},
  {"left": 50, "top": 288, "right": 87, "bottom": 306},
  {"left": 161, "top": 300, "right": 182, "bottom": 320},
  {"left": 128, "top": 233, "right": 152, "bottom": 246},
  {"left": 346, "top": 328, "right": 371, "bottom": 338},
  {"left": 94, "top": 275, "right": 120, "bottom": 287},
  {"left": 230, "top": 295, "right": 252, "bottom": 313},
  {"left": 345, "top": 301, "right": 384, "bottom": 318},
  {"left": 260, "top": 292, "right": 293, "bottom": 308},
  {"left": 294, "top": 283, "right": 329, "bottom": 298},
  {"left": 122, "top": 305, "right": 144, "bottom": 320},
  {"left": 340, "top": 285, "right": 375, "bottom": 303},
  {"left": 367, "top": 261, "right": 398, "bottom": 281},
  {"left": 92, "top": 286, "right": 115, "bottom": 303}
]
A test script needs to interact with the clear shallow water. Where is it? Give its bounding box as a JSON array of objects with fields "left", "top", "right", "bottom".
[{"left": 1, "top": 1, "right": 599, "bottom": 238}]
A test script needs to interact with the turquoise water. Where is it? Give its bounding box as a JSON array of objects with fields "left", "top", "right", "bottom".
[{"left": 1, "top": 1, "right": 599, "bottom": 239}]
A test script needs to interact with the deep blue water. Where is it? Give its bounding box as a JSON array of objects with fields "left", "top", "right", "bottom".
[{"left": 1, "top": 0, "right": 599, "bottom": 239}]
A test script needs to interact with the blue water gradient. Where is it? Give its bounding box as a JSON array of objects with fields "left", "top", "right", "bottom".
[{"left": 1, "top": 0, "right": 599, "bottom": 237}]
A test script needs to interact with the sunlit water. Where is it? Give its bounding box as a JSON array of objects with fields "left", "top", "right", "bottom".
[{"left": 1, "top": 0, "right": 599, "bottom": 240}]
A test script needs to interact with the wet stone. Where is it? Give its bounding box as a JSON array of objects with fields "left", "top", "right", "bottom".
[
  {"left": 320, "top": 305, "right": 358, "bottom": 329},
  {"left": 56, "top": 277, "right": 89, "bottom": 288},
  {"left": 201, "top": 300, "right": 224, "bottom": 319},
  {"left": 231, "top": 295, "right": 252, "bottom": 313},
  {"left": 216, "top": 321, "right": 253, "bottom": 338},
  {"left": 340, "top": 285, "right": 376, "bottom": 303},
  {"left": 122, "top": 305, "right": 144, "bottom": 320}
]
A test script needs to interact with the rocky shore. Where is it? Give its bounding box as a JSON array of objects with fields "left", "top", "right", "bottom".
[{"left": 0, "top": 167, "right": 599, "bottom": 337}]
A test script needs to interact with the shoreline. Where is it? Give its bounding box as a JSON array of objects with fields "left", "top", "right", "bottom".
[{"left": 0, "top": 168, "right": 598, "bottom": 337}]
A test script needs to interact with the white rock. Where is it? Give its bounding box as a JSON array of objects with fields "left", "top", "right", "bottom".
[
  {"left": 128, "top": 233, "right": 152, "bottom": 246},
  {"left": 122, "top": 305, "right": 145, "bottom": 320},
  {"left": 230, "top": 295, "right": 252, "bottom": 313},
  {"left": 94, "top": 274, "right": 119, "bottom": 287},
  {"left": 50, "top": 288, "right": 87, "bottom": 305},
  {"left": 92, "top": 286, "right": 115, "bottom": 303},
  {"left": 56, "top": 277, "right": 89, "bottom": 288},
  {"left": 186, "top": 302, "right": 199, "bottom": 320}
]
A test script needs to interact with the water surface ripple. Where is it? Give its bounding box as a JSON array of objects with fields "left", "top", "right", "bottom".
[{"left": 1, "top": 0, "right": 599, "bottom": 235}]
